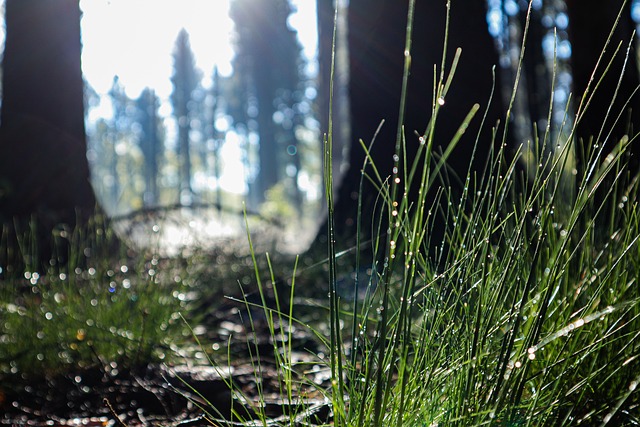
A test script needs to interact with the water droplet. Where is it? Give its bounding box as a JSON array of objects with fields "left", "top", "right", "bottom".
[{"left": 437, "top": 97, "right": 445, "bottom": 106}]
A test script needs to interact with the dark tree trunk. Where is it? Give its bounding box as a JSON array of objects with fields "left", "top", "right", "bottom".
[
  {"left": 255, "top": 68, "right": 280, "bottom": 203},
  {"left": 566, "top": 0, "right": 640, "bottom": 175},
  {"left": 0, "top": 0, "right": 96, "bottom": 271},
  {"left": 520, "top": 3, "right": 552, "bottom": 145},
  {"left": 316, "top": 0, "right": 504, "bottom": 253}
]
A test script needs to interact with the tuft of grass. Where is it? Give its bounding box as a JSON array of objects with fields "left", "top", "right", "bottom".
[
  {"left": 319, "top": 2, "right": 640, "bottom": 426},
  {"left": 203, "top": 1, "right": 640, "bottom": 426}
]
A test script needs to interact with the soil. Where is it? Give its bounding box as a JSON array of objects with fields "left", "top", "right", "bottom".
[{"left": 0, "top": 296, "right": 334, "bottom": 426}]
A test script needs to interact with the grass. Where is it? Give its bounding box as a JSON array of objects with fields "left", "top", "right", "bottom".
[
  {"left": 316, "top": 2, "right": 640, "bottom": 425},
  {"left": 0, "top": 214, "right": 193, "bottom": 384},
  {"left": 204, "top": 2, "right": 640, "bottom": 426}
]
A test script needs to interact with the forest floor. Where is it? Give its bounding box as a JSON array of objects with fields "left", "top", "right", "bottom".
[
  {"left": 1, "top": 217, "right": 335, "bottom": 427},
  {"left": 1, "top": 292, "right": 334, "bottom": 426}
]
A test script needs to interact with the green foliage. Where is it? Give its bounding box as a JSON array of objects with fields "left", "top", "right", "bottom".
[
  {"left": 0, "top": 218, "right": 191, "bottom": 381},
  {"left": 207, "top": 3, "right": 640, "bottom": 426},
  {"left": 314, "top": 3, "right": 640, "bottom": 424}
]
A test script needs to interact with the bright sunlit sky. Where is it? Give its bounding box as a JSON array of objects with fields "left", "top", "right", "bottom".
[
  {"left": 79, "top": 0, "right": 318, "bottom": 100},
  {"left": 75, "top": 0, "right": 319, "bottom": 198}
]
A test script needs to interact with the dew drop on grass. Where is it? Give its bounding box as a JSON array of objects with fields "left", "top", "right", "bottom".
[{"left": 437, "top": 97, "right": 445, "bottom": 106}]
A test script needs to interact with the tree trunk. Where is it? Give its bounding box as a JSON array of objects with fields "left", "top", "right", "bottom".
[
  {"left": 315, "top": 0, "right": 503, "bottom": 254},
  {"left": 255, "top": 67, "right": 280, "bottom": 203},
  {"left": 566, "top": 0, "right": 640, "bottom": 175},
  {"left": 0, "top": 0, "right": 96, "bottom": 271}
]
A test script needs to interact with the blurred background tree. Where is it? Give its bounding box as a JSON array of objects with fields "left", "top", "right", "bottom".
[
  {"left": 135, "top": 88, "right": 164, "bottom": 208},
  {"left": 171, "top": 29, "right": 201, "bottom": 205},
  {"left": 229, "top": 0, "right": 305, "bottom": 209},
  {"left": 2, "top": 0, "right": 640, "bottom": 258}
]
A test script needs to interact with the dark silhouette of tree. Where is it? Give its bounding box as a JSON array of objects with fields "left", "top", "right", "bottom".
[
  {"left": 566, "top": 0, "right": 640, "bottom": 175},
  {"left": 171, "top": 29, "right": 201, "bottom": 204},
  {"left": 0, "top": 0, "right": 96, "bottom": 270},
  {"left": 230, "top": 0, "right": 303, "bottom": 206},
  {"left": 136, "top": 88, "right": 164, "bottom": 207},
  {"left": 319, "top": 0, "right": 504, "bottom": 253}
]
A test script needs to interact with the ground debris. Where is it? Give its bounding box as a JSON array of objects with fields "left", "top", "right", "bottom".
[{"left": 1, "top": 296, "right": 332, "bottom": 426}]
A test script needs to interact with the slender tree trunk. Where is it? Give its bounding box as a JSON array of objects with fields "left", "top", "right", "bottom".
[
  {"left": 566, "top": 0, "right": 640, "bottom": 174},
  {"left": 177, "top": 115, "right": 193, "bottom": 203},
  {"left": 315, "top": 0, "right": 503, "bottom": 254},
  {"left": 255, "top": 69, "right": 280, "bottom": 203},
  {"left": 0, "top": 0, "right": 96, "bottom": 271}
]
